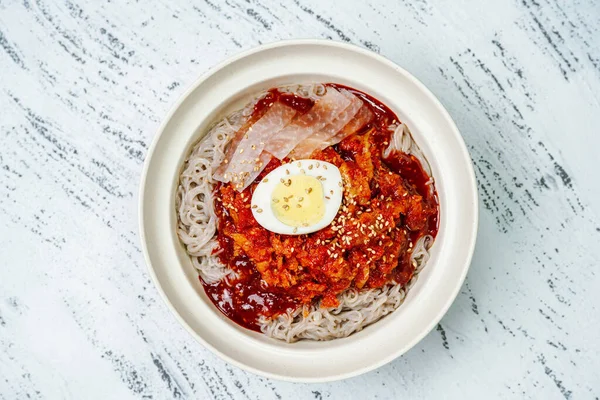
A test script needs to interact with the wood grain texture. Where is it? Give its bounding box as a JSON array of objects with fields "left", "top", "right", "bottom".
[{"left": 1, "top": 0, "right": 599, "bottom": 398}]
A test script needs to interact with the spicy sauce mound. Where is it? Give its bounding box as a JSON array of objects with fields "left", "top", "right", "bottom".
[{"left": 207, "top": 121, "right": 438, "bottom": 331}]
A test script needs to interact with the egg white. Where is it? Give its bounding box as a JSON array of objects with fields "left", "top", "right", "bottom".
[{"left": 251, "top": 159, "right": 343, "bottom": 235}]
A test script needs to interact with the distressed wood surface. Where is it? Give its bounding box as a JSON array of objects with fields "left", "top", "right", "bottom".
[{"left": 1, "top": 0, "right": 599, "bottom": 398}]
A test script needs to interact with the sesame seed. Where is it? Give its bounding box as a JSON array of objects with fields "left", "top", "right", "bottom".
[
  {"left": 280, "top": 178, "right": 285, "bottom": 184},
  {"left": 330, "top": 190, "right": 334, "bottom": 195},
  {"left": 296, "top": 204, "right": 302, "bottom": 208},
  {"left": 308, "top": 165, "right": 313, "bottom": 170},
  {"left": 283, "top": 205, "right": 290, "bottom": 210},
  {"left": 297, "top": 162, "right": 301, "bottom": 167},
  {"left": 302, "top": 223, "right": 308, "bottom": 227},
  {"left": 316, "top": 162, "right": 320, "bottom": 167},
  {"left": 251, "top": 145, "right": 256, "bottom": 150},
  {"left": 239, "top": 148, "right": 244, "bottom": 154},
  {"left": 298, "top": 197, "right": 304, "bottom": 202},
  {"left": 256, "top": 208, "right": 263, "bottom": 213},
  {"left": 251, "top": 205, "right": 258, "bottom": 209},
  {"left": 323, "top": 165, "right": 328, "bottom": 170},
  {"left": 290, "top": 247, "right": 294, "bottom": 252},
  {"left": 300, "top": 169, "right": 306, "bottom": 174},
  {"left": 306, "top": 187, "right": 313, "bottom": 194},
  {"left": 272, "top": 198, "right": 279, "bottom": 203},
  {"left": 286, "top": 169, "right": 290, "bottom": 175},
  {"left": 293, "top": 227, "right": 298, "bottom": 233},
  {"left": 338, "top": 181, "right": 343, "bottom": 187},
  {"left": 325, "top": 196, "right": 331, "bottom": 200}
]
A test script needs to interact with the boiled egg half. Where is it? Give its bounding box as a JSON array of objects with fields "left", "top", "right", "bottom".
[{"left": 251, "top": 159, "right": 343, "bottom": 235}]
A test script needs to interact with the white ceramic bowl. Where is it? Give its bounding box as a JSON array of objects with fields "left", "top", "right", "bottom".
[{"left": 139, "top": 40, "right": 478, "bottom": 382}]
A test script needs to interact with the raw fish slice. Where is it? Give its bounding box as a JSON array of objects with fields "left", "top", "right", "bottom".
[
  {"left": 213, "top": 121, "right": 253, "bottom": 180},
  {"left": 322, "top": 105, "right": 373, "bottom": 148},
  {"left": 264, "top": 88, "right": 351, "bottom": 160},
  {"left": 234, "top": 151, "right": 272, "bottom": 191},
  {"left": 290, "top": 91, "right": 362, "bottom": 159},
  {"left": 213, "top": 102, "right": 296, "bottom": 184}
]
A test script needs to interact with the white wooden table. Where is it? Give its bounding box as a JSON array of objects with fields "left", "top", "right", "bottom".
[{"left": 1, "top": 1, "right": 599, "bottom": 398}]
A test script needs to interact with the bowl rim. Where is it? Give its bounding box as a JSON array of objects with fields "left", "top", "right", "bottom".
[{"left": 138, "top": 38, "right": 478, "bottom": 382}]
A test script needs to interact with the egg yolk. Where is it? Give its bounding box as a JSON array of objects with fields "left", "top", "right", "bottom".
[{"left": 271, "top": 175, "right": 325, "bottom": 227}]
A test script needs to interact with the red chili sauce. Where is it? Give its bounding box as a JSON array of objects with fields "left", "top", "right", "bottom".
[{"left": 201, "top": 84, "right": 439, "bottom": 331}]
